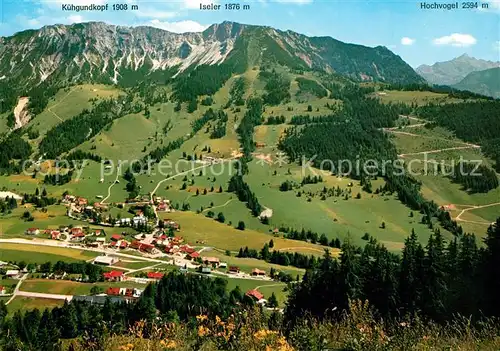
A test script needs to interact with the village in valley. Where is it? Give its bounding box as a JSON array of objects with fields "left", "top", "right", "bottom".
[{"left": 0, "top": 191, "right": 282, "bottom": 310}]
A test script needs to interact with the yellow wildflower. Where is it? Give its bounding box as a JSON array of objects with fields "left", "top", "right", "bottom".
[
  {"left": 165, "top": 340, "right": 177, "bottom": 349},
  {"left": 196, "top": 314, "right": 208, "bottom": 322},
  {"left": 198, "top": 325, "right": 209, "bottom": 337}
]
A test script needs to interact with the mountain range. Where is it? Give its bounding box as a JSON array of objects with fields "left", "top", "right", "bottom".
[
  {"left": 0, "top": 21, "right": 424, "bottom": 91},
  {"left": 416, "top": 54, "right": 500, "bottom": 86},
  {"left": 453, "top": 67, "right": 500, "bottom": 99}
]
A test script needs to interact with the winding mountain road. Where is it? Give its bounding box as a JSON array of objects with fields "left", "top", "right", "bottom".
[
  {"left": 453, "top": 202, "right": 500, "bottom": 225},
  {"left": 100, "top": 163, "right": 122, "bottom": 204},
  {"left": 399, "top": 145, "right": 481, "bottom": 158}
]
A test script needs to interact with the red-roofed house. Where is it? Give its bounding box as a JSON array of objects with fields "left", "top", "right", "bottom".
[
  {"left": 0, "top": 286, "right": 6, "bottom": 295},
  {"left": 106, "top": 287, "right": 121, "bottom": 296},
  {"left": 188, "top": 252, "right": 200, "bottom": 260},
  {"left": 50, "top": 230, "right": 61, "bottom": 240},
  {"left": 228, "top": 266, "right": 240, "bottom": 274},
  {"left": 172, "top": 236, "right": 184, "bottom": 244},
  {"left": 103, "top": 271, "right": 124, "bottom": 282},
  {"left": 109, "top": 241, "right": 117, "bottom": 248},
  {"left": 25, "top": 228, "right": 40, "bottom": 235},
  {"left": 246, "top": 289, "right": 264, "bottom": 301},
  {"left": 111, "top": 234, "right": 122, "bottom": 241},
  {"left": 76, "top": 197, "right": 88, "bottom": 206},
  {"left": 120, "top": 241, "right": 128, "bottom": 249},
  {"left": 180, "top": 246, "right": 196, "bottom": 254},
  {"left": 130, "top": 240, "right": 141, "bottom": 249},
  {"left": 157, "top": 202, "right": 168, "bottom": 211},
  {"left": 147, "top": 272, "right": 164, "bottom": 280},
  {"left": 70, "top": 227, "right": 84, "bottom": 237},
  {"left": 71, "top": 231, "right": 85, "bottom": 241}
]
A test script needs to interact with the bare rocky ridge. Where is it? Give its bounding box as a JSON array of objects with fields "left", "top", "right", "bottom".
[
  {"left": 416, "top": 54, "right": 500, "bottom": 86},
  {"left": 13, "top": 97, "right": 30, "bottom": 130}
]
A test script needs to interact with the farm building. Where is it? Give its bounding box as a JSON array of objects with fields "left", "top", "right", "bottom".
[
  {"left": 94, "top": 256, "right": 119, "bottom": 266},
  {"left": 95, "top": 237, "right": 106, "bottom": 244},
  {"left": 6, "top": 270, "right": 20, "bottom": 278},
  {"left": 202, "top": 257, "right": 220, "bottom": 267},
  {"left": 201, "top": 266, "right": 212, "bottom": 274},
  {"left": 73, "top": 295, "right": 127, "bottom": 305}
]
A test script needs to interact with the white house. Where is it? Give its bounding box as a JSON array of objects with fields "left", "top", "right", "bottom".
[
  {"left": 6, "top": 270, "right": 20, "bottom": 278},
  {"left": 133, "top": 215, "right": 146, "bottom": 225},
  {"left": 119, "top": 218, "right": 131, "bottom": 226}
]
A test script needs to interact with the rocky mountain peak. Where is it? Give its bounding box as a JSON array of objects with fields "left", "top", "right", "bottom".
[{"left": 0, "top": 21, "right": 424, "bottom": 91}]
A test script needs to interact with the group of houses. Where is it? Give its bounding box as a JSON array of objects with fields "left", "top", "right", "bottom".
[
  {"left": 126, "top": 228, "right": 185, "bottom": 257},
  {"left": 62, "top": 194, "right": 149, "bottom": 227},
  {"left": 29, "top": 225, "right": 113, "bottom": 245},
  {"left": 105, "top": 287, "right": 143, "bottom": 299},
  {"left": 196, "top": 257, "right": 268, "bottom": 278},
  {"left": 101, "top": 270, "right": 166, "bottom": 283}
]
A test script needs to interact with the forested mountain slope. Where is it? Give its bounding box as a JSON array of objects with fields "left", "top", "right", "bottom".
[
  {"left": 0, "top": 21, "right": 423, "bottom": 113},
  {"left": 453, "top": 67, "right": 500, "bottom": 98}
]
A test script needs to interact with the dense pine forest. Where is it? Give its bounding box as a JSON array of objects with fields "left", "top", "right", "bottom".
[
  {"left": 260, "top": 70, "right": 292, "bottom": 106},
  {"left": 448, "top": 162, "right": 499, "bottom": 193},
  {"left": 0, "top": 132, "right": 33, "bottom": 174},
  {"left": 295, "top": 77, "right": 328, "bottom": 98},
  {"left": 417, "top": 100, "right": 500, "bottom": 171}
]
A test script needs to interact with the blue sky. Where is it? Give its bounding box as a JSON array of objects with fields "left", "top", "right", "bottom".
[{"left": 0, "top": 0, "right": 498, "bottom": 67}]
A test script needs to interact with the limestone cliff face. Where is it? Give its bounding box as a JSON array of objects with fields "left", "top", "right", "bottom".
[
  {"left": 0, "top": 21, "right": 423, "bottom": 88},
  {"left": 13, "top": 97, "right": 30, "bottom": 130}
]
